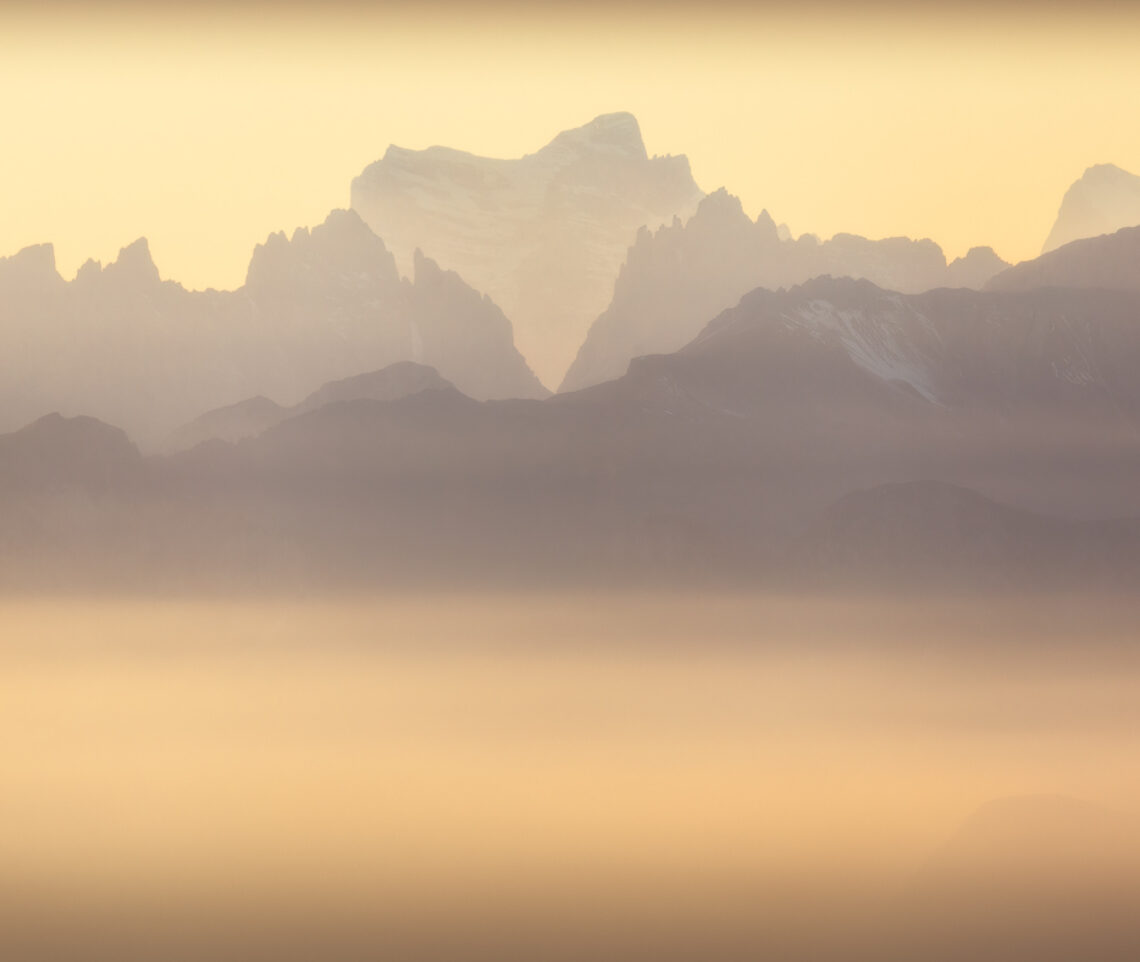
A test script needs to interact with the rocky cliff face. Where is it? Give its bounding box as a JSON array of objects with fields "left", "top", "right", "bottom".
[{"left": 350, "top": 112, "right": 704, "bottom": 387}]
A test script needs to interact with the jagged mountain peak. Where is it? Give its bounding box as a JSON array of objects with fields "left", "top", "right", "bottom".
[
  {"left": 8, "top": 242, "right": 57, "bottom": 274},
  {"left": 73, "top": 257, "right": 102, "bottom": 284},
  {"left": 1079, "top": 162, "right": 1135, "bottom": 184},
  {"left": 0, "top": 243, "right": 63, "bottom": 291},
  {"left": 946, "top": 245, "right": 1008, "bottom": 288},
  {"left": 411, "top": 247, "right": 443, "bottom": 280},
  {"left": 103, "top": 237, "right": 161, "bottom": 286},
  {"left": 350, "top": 112, "right": 704, "bottom": 388},
  {"left": 956, "top": 244, "right": 1001, "bottom": 261},
  {"left": 659, "top": 188, "right": 757, "bottom": 244},
  {"left": 116, "top": 236, "right": 156, "bottom": 267},
  {"left": 312, "top": 206, "right": 376, "bottom": 241},
  {"left": 561, "top": 191, "right": 1010, "bottom": 393},
  {"left": 699, "top": 186, "right": 747, "bottom": 215},
  {"left": 245, "top": 208, "right": 398, "bottom": 292}
]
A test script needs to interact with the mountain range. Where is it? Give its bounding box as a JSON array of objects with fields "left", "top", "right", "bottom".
[
  {"left": 0, "top": 209, "right": 544, "bottom": 445},
  {"left": 561, "top": 189, "right": 1009, "bottom": 392},
  {"left": 7, "top": 264, "right": 1140, "bottom": 591},
  {"left": 4, "top": 112, "right": 1140, "bottom": 591},
  {"left": 8, "top": 114, "right": 1136, "bottom": 448}
]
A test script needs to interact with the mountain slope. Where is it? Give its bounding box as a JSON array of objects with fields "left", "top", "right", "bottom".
[
  {"left": 351, "top": 112, "right": 704, "bottom": 387},
  {"left": 165, "top": 361, "right": 455, "bottom": 452},
  {"left": 163, "top": 396, "right": 290, "bottom": 452},
  {"left": 987, "top": 225, "right": 1140, "bottom": 293},
  {"left": 0, "top": 413, "right": 142, "bottom": 495}
]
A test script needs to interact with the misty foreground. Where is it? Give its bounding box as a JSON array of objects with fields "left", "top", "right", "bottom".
[{"left": 1, "top": 594, "right": 1139, "bottom": 961}]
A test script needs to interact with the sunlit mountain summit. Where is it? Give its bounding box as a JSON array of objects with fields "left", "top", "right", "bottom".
[{"left": 351, "top": 112, "right": 704, "bottom": 387}]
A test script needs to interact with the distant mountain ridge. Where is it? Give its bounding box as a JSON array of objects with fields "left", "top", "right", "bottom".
[
  {"left": 351, "top": 112, "right": 705, "bottom": 387},
  {"left": 792, "top": 481, "right": 1140, "bottom": 588},
  {"left": 0, "top": 413, "right": 141, "bottom": 496},
  {"left": 987, "top": 224, "right": 1140, "bottom": 292},
  {"left": 561, "top": 190, "right": 1009, "bottom": 392},
  {"left": 0, "top": 210, "right": 545, "bottom": 445},
  {"left": 164, "top": 361, "right": 455, "bottom": 452},
  {"left": 6, "top": 276, "right": 1140, "bottom": 590}
]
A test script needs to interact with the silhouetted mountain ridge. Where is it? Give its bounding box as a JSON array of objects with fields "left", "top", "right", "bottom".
[
  {"left": 6, "top": 272, "right": 1140, "bottom": 590},
  {"left": 561, "top": 190, "right": 1010, "bottom": 391},
  {"left": 988, "top": 224, "right": 1140, "bottom": 292},
  {"left": 792, "top": 481, "right": 1140, "bottom": 588},
  {"left": 165, "top": 362, "right": 460, "bottom": 452},
  {"left": 0, "top": 210, "right": 544, "bottom": 445},
  {"left": 0, "top": 413, "right": 141, "bottom": 495}
]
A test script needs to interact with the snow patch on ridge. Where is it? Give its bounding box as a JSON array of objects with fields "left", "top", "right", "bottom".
[{"left": 789, "top": 299, "right": 942, "bottom": 404}]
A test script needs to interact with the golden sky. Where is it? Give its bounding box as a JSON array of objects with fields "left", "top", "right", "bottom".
[{"left": 2, "top": 1, "right": 1139, "bottom": 290}]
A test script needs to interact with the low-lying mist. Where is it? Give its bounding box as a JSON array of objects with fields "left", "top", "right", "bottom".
[{"left": 2, "top": 592, "right": 1138, "bottom": 960}]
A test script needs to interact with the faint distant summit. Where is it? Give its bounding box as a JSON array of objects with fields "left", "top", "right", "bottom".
[
  {"left": 245, "top": 207, "right": 400, "bottom": 297},
  {"left": 1042, "top": 163, "right": 1140, "bottom": 253},
  {"left": 103, "top": 237, "right": 161, "bottom": 286},
  {"left": 538, "top": 111, "right": 649, "bottom": 162},
  {"left": 0, "top": 412, "right": 141, "bottom": 495},
  {"left": 350, "top": 112, "right": 704, "bottom": 388},
  {"left": 72, "top": 237, "right": 163, "bottom": 289},
  {"left": 0, "top": 243, "right": 62, "bottom": 292}
]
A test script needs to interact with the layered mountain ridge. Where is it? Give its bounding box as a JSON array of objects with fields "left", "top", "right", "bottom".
[
  {"left": 5, "top": 112, "right": 1140, "bottom": 591},
  {"left": 562, "top": 189, "right": 1009, "bottom": 392},
  {"left": 988, "top": 224, "right": 1140, "bottom": 292},
  {"left": 165, "top": 361, "right": 455, "bottom": 452},
  {"left": 0, "top": 209, "right": 544, "bottom": 444},
  {"left": 7, "top": 273, "right": 1140, "bottom": 591}
]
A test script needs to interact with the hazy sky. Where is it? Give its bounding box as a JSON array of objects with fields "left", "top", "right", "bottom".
[{"left": 3, "top": 0, "right": 1140, "bottom": 290}]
